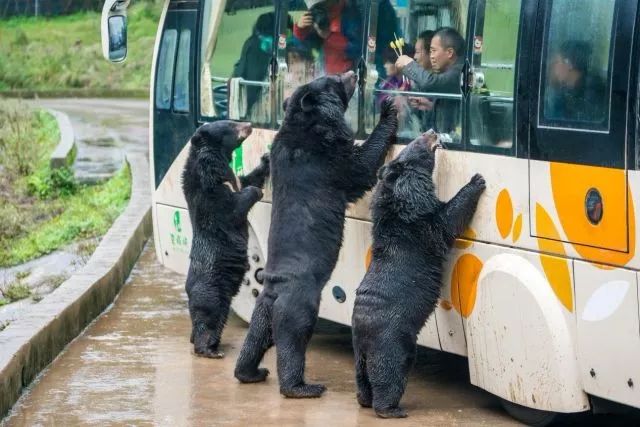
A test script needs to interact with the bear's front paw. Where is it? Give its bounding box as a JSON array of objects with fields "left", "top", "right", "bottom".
[
  {"left": 260, "top": 152, "right": 270, "bottom": 168},
  {"left": 249, "top": 186, "right": 264, "bottom": 200},
  {"left": 380, "top": 98, "right": 399, "bottom": 122},
  {"left": 470, "top": 173, "right": 486, "bottom": 190}
]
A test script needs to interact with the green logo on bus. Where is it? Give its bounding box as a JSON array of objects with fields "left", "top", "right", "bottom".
[
  {"left": 173, "top": 210, "right": 182, "bottom": 232},
  {"left": 231, "top": 146, "right": 244, "bottom": 176}
]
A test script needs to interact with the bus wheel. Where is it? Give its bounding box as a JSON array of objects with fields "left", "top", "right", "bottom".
[{"left": 500, "top": 398, "right": 558, "bottom": 427}]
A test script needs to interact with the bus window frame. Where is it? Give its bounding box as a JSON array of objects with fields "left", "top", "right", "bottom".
[
  {"left": 461, "top": 0, "right": 522, "bottom": 158},
  {"left": 173, "top": 28, "right": 193, "bottom": 114},
  {"left": 196, "top": 0, "right": 278, "bottom": 126},
  {"left": 526, "top": 0, "right": 636, "bottom": 170}
]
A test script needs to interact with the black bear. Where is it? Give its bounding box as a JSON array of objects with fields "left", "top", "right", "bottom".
[
  {"left": 234, "top": 71, "right": 398, "bottom": 398},
  {"left": 352, "top": 131, "right": 486, "bottom": 418},
  {"left": 182, "top": 120, "right": 270, "bottom": 358}
]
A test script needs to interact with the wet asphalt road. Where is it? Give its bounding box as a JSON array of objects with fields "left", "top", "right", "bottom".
[
  {"left": 3, "top": 242, "right": 516, "bottom": 426},
  {"left": 4, "top": 99, "right": 639, "bottom": 426}
]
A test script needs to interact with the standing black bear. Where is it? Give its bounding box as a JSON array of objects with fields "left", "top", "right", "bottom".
[
  {"left": 352, "top": 132, "right": 486, "bottom": 418},
  {"left": 234, "top": 71, "right": 398, "bottom": 398},
  {"left": 182, "top": 120, "right": 270, "bottom": 358}
]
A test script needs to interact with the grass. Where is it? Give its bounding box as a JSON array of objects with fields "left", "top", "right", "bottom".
[
  {"left": 0, "top": 282, "right": 31, "bottom": 306},
  {"left": 0, "top": 164, "right": 131, "bottom": 267},
  {"left": 0, "top": 99, "right": 132, "bottom": 267},
  {"left": 0, "top": 1, "right": 161, "bottom": 92}
]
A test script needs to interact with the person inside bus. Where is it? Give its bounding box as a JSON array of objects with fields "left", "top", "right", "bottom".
[
  {"left": 395, "top": 27, "right": 465, "bottom": 134},
  {"left": 545, "top": 40, "right": 607, "bottom": 123},
  {"left": 232, "top": 12, "right": 293, "bottom": 118},
  {"left": 293, "top": 0, "right": 361, "bottom": 74},
  {"left": 406, "top": 30, "right": 436, "bottom": 129},
  {"left": 293, "top": 0, "right": 398, "bottom": 76}
]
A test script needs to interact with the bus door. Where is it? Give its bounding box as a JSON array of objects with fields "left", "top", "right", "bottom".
[
  {"left": 526, "top": 0, "right": 640, "bottom": 409},
  {"left": 152, "top": 0, "right": 198, "bottom": 189},
  {"left": 527, "top": 0, "right": 635, "bottom": 257},
  {"left": 152, "top": 0, "right": 199, "bottom": 270}
]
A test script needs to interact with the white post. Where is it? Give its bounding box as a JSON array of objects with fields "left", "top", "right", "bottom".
[{"left": 34, "top": 0, "right": 39, "bottom": 17}]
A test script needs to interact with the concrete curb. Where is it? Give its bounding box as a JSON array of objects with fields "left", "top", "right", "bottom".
[
  {"left": 47, "top": 109, "right": 76, "bottom": 169},
  {"left": 0, "top": 152, "right": 152, "bottom": 418}
]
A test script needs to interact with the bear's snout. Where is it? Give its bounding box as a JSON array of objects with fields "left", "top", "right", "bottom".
[{"left": 235, "top": 122, "right": 253, "bottom": 140}]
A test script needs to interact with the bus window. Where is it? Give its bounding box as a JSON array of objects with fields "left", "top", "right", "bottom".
[
  {"left": 155, "top": 29, "right": 177, "bottom": 110},
  {"left": 468, "top": 0, "right": 520, "bottom": 150},
  {"left": 367, "top": 1, "right": 468, "bottom": 143},
  {"left": 199, "top": 1, "right": 275, "bottom": 125},
  {"left": 539, "top": 0, "right": 614, "bottom": 131},
  {"left": 173, "top": 29, "right": 191, "bottom": 113},
  {"left": 285, "top": 0, "right": 364, "bottom": 129}
]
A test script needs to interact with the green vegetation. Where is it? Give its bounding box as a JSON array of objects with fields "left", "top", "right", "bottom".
[
  {"left": 0, "top": 279, "right": 32, "bottom": 306},
  {"left": 0, "top": 1, "right": 161, "bottom": 92},
  {"left": 0, "top": 99, "right": 132, "bottom": 267}
]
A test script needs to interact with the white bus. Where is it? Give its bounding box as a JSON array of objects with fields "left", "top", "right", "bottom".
[{"left": 103, "top": 0, "right": 640, "bottom": 424}]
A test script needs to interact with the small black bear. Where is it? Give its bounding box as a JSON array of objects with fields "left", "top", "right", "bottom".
[
  {"left": 182, "top": 120, "right": 270, "bottom": 358},
  {"left": 234, "top": 71, "right": 398, "bottom": 398},
  {"left": 352, "top": 131, "right": 486, "bottom": 418}
]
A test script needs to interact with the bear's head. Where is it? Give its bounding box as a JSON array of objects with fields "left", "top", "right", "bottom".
[
  {"left": 283, "top": 71, "right": 357, "bottom": 117},
  {"left": 190, "top": 120, "right": 253, "bottom": 159},
  {"left": 375, "top": 131, "right": 442, "bottom": 221}
]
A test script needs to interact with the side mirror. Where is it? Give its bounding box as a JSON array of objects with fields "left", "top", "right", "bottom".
[{"left": 101, "top": 0, "right": 130, "bottom": 63}]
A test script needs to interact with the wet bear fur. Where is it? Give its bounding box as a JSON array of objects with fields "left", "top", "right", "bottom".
[
  {"left": 352, "top": 132, "right": 486, "bottom": 418},
  {"left": 182, "top": 120, "right": 270, "bottom": 358},
  {"left": 234, "top": 72, "right": 399, "bottom": 398}
]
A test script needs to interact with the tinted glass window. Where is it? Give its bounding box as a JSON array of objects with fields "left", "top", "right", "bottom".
[
  {"left": 539, "top": 0, "right": 614, "bottom": 131},
  {"left": 173, "top": 29, "right": 191, "bottom": 113},
  {"left": 284, "top": 0, "right": 363, "bottom": 129},
  {"left": 155, "top": 29, "right": 177, "bottom": 110},
  {"left": 366, "top": 1, "right": 468, "bottom": 143},
  {"left": 468, "top": 0, "right": 520, "bottom": 151},
  {"left": 200, "top": 2, "right": 274, "bottom": 124}
]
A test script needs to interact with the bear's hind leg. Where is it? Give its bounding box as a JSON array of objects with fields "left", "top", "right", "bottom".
[
  {"left": 355, "top": 350, "right": 372, "bottom": 408},
  {"left": 273, "top": 290, "right": 326, "bottom": 398},
  {"left": 189, "top": 282, "right": 232, "bottom": 358},
  {"left": 369, "top": 343, "right": 415, "bottom": 418},
  {"left": 235, "top": 290, "right": 276, "bottom": 383}
]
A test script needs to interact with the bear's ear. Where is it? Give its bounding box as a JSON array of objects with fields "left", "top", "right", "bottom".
[
  {"left": 299, "top": 91, "right": 316, "bottom": 112},
  {"left": 282, "top": 97, "right": 290, "bottom": 112},
  {"left": 191, "top": 131, "right": 206, "bottom": 148}
]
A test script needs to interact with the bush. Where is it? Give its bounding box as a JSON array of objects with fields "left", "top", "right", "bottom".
[
  {"left": 27, "top": 166, "right": 77, "bottom": 199},
  {"left": 0, "top": 99, "right": 43, "bottom": 176}
]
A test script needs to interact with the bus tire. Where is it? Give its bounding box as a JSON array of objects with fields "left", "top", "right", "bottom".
[{"left": 500, "top": 398, "right": 559, "bottom": 427}]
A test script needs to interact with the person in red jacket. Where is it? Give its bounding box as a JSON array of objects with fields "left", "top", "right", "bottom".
[{"left": 293, "top": 0, "right": 360, "bottom": 75}]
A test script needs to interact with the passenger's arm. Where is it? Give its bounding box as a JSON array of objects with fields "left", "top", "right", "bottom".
[{"left": 401, "top": 61, "right": 460, "bottom": 93}]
